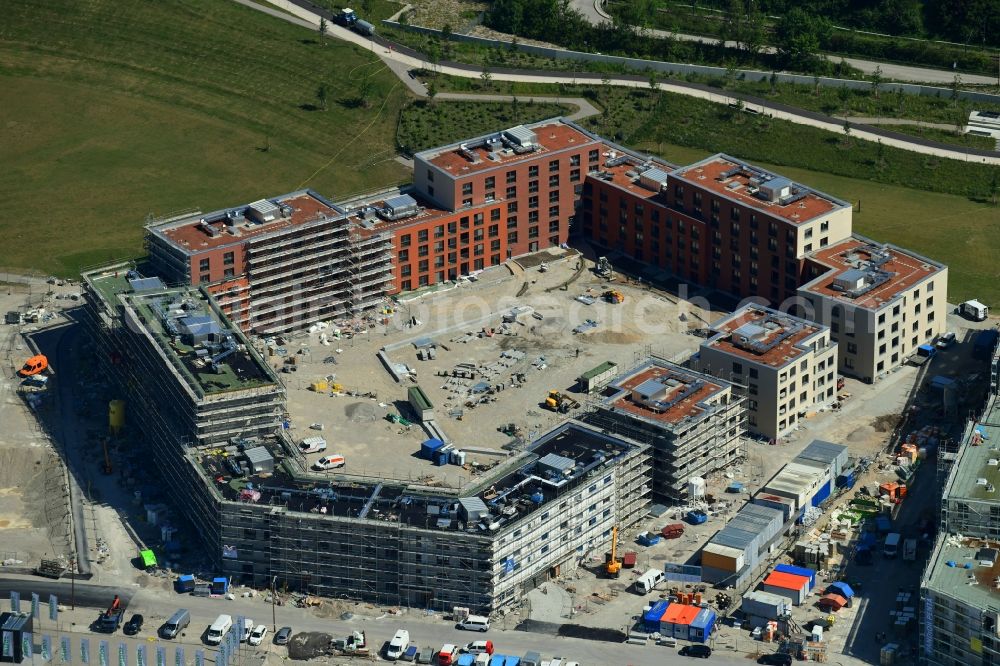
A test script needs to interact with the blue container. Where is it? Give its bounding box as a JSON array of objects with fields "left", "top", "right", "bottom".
[
  {"left": 688, "top": 608, "right": 716, "bottom": 643},
  {"left": 456, "top": 656, "right": 476, "bottom": 666},
  {"left": 811, "top": 479, "right": 833, "bottom": 507},
  {"left": 175, "top": 574, "right": 195, "bottom": 593},
  {"left": 686, "top": 510, "right": 708, "bottom": 525},
  {"left": 433, "top": 450, "right": 450, "bottom": 466},
  {"left": 489, "top": 657, "right": 506, "bottom": 666},
  {"left": 421, "top": 438, "right": 444, "bottom": 460},
  {"left": 826, "top": 581, "right": 855, "bottom": 598},
  {"left": 775, "top": 564, "right": 817, "bottom": 590},
  {"left": 875, "top": 516, "right": 892, "bottom": 533},
  {"left": 643, "top": 600, "right": 669, "bottom": 631}
]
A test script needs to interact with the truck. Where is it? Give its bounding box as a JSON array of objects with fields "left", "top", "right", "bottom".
[
  {"left": 883, "top": 532, "right": 901, "bottom": 558},
  {"left": 335, "top": 7, "right": 357, "bottom": 26},
  {"left": 903, "top": 538, "right": 917, "bottom": 561},
  {"left": 332, "top": 630, "right": 368, "bottom": 655},
  {"left": 960, "top": 299, "right": 989, "bottom": 321},
  {"left": 352, "top": 19, "right": 375, "bottom": 36},
  {"left": 908, "top": 344, "right": 936, "bottom": 367},
  {"left": 95, "top": 596, "right": 125, "bottom": 633}
]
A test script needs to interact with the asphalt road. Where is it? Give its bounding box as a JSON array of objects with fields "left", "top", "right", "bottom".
[
  {"left": 573, "top": 0, "right": 999, "bottom": 86},
  {"left": 0, "top": 575, "right": 776, "bottom": 665},
  {"left": 253, "top": 0, "right": 1000, "bottom": 165}
]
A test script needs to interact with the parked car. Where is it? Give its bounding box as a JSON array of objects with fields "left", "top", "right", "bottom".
[
  {"left": 123, "top": 614, "right": 144, "bottom": 636},
  {"left": 416, "top": 647, "right": 434, "bottom": 664},
  {"left": 679, "top": 644, "right": 712, "bottom": 658},
  {"left": 936, "top": 332, "right": 957, "bottom": 349},
  {"left": 248, "top": 625, "right": 268, "bottom": 646},
  {"left": 461, "top": 640, "right": 493, "bottom": 655},
  {"left": 437, "top": 644, "right": 458, "bottom": 665},
  {"left": 240, "top": 620, "right": 255, "bottom": 642},
  {"left": 312, "top": 454, "right": 346, "bottom": 471},
  {"left": 274, "top": 627, "right": 292, "bottom": 645},
  {"left": 757, "top": 654, "right": 792, "bottom": 666},
  {"left": 386, "top": 629, "right": 410, "bottom": 660},
  {"left": 456, "top": 615, "right": 490, "bottom": 632}
]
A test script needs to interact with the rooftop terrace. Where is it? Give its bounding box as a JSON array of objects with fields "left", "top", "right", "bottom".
[
  {"left": 672, "top": 155, "right": 848, "bottom": 224},
  {"left": 148, "top": 190, "right": 346, "bottom": 253},
  {"left": 600, "top": 358, "right": 731, "bottom": 429},
  {"left": 800, "top": 236, "right": 944, "bottom": 310},
  {"left": 416, "top": 119, "right": 601, "bottom": 177},
  {"left": 119, "top": 285, "right": 279, "bottom": 397},
  {"left": 924, "top": 535, "right": 1000, "bottom": 608},
  {"left": 702, "top": 305, "right": 829, "bottom": 369}
]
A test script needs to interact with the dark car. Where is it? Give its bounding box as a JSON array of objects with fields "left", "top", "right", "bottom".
[
  {"left": 758, "top": 654, "right": 793, "bottom": 666},
  {"left": 679, "top": 644, "right": 712, "bottom": 658},
  {"left": 274, "top": 627, "right": 292, "bottom": 645},
  {"left": 123, "top": 614, "right": 144, "bottom": 636}
]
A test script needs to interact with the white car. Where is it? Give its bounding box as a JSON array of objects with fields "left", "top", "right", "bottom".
[
  {"left": 248, "top": 625, "right": 267, "bottom": 646},
  {"left": 240, "top": 620, "right": 255, "bottom": 642},
  {"left": 936, "top": 332, "right": 957, "bottom": 349},
  {"left": 312, "top": 454, "right": 346, "bottom": 471}
]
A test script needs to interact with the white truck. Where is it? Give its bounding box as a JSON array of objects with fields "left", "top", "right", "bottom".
[
  {"left": 634, "top": 569, "right": 665, "bottom": 595},
  {"left": 903, "top": 538, "right": 917, "bottom": 561},
  {"left": 883, "top": 532, "right": 901, "bottom": 558},
  {"left": 960, "top": 300, "right": 989, "bottom": 321}
]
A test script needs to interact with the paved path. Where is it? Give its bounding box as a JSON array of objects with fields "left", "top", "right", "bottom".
[
  {"left": 575, "top": 0, "right": 998, "bottom": 85},
  {"left": 252, "top": 0, "right": 1000, "bottom": 164},
  {"left": 836, "top": 116, "right": 957, "bottom": 130}
]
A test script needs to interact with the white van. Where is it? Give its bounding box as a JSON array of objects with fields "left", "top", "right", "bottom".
[
  {"left": 457, "top": 615, "right": 490, "bottom": 632},
  {"left": 206, "top": 615, "right": 232, "bottom": 645},
  {"left": 386, "top": 629, "right": 409, "bottom": 660},
  {"left": 634, "top": 569, "right": 665, "bottom": 594},
  {"left": 961, "top": 300, "right": 989, "bottom": 321}
]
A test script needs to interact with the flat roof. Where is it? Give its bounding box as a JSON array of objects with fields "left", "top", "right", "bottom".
[
  {"left": 147, "top": 190, "right": 346, "bottom": 254},
  {"left": 587, "top": 157, "right": 676, "bottom": 201},
  {"left": 196, "top": 421, "right": 643, "bottom": 534},
  {"left": 701, "top": 305, "right": 829, "bottom": 369},
  {"left": 944, "top": 400, "right": 1000, "bottom": 503},
  {"left": 671, "top": 154, "right": 848, "bottom": 225},
  {"left": 416, "top": 119, "right": 601, "bottom": 177},
  {"left": 924, "top": 535, "right": 1000, "bottom": 608},
  {"left": 104, "top": 280, "right": 280, "bottom": 397},
  {"left": 600, "top": 358, "right": 731, "bottom": 429},
  {"left": 799, "top": 236, "right": 945, "bottom": 310}
]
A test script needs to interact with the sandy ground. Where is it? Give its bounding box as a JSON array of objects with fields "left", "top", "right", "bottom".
[{"left": 276, "top": 254, "right": 710, "bottom": 487}]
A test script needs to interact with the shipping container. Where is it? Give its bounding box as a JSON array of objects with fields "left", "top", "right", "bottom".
[
  {"left": 795, "top": 440, "right": 849, "bottom": 478},
  {"left": 774, "top": 564, "right": 817, "bottom": 590},
  {"left": 701, "top": 544, "right": 744, "bottom": 573},
  {"left": 687, "top": 608, "right": 716, "bottom": 643},
  {"left": 752, "top": 494, "right": 794, "bottom": 521},
  {"left": 741, "top": 590, "right": 789, "bottom": 621},
  {"left": 643, "top": 600, "right": 669, "bottom": 632},
  {"left": 760, "top": 571, "right": 810, "bottom": 605}
]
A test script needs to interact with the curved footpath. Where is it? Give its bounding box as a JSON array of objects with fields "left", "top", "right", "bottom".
[
  {"left": 578, "top": 0, "right": 998, "bottom": 86},
  {"left": 245, "top": 0, "right": 1000, "bottom": 165}
]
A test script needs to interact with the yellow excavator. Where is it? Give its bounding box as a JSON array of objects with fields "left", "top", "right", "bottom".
[{"left": 606, "top": 525, "right": 621, "bottom": 578}]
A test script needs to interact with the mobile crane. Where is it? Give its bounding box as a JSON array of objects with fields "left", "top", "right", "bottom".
[{"left": 605, "top": 526, "right": 621, "bottom": 578}]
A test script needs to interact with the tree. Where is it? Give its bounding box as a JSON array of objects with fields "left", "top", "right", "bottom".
[
  {"left": 774, "top": 8, "right": 828, "bottom": 69},
  {"left": 837, "top": 85, "right": 852, "bottom": 113},
  {"left": 649, "top": 73, "right": 659, "bottom": 91},
  {"left": 319, "top": 17, "right": 327, "bottom": 35},
  {"left": 842, "top": 119, "right": 851, "bottom": 145},
  {"left": 316, "top": 83, "right": 328, "bottom": 110},
  {"left": 951, "top": 73, "right": 962, "bottom": 103},
  {"left": 357, "top": 76, "right": 373, "bottom": 108},
  {"left": 870, "top": 65, "right": 883, "bottom": 99},
  {"left": 510, "top": 96, "right": 520, "bottom": 121},
  {"left": 723, "top": 0, "right": 764, "bottom": 62},
  {"left": 769, "top": 70, "right": 778, "bottom": 94},
  {"left": 481, "top": 65, "right": 493, "bottom": 89},
  {"left": 426, "top": 80, "right": 437, "bottom": 103}
]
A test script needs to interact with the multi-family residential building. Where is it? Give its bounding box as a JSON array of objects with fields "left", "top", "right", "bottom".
[
  {"left": 693, "top": 305, "right": 839, "bottom": 440},
  {"left": 797, "top": 235, "right": 947, "bottom": 382},
  {"left": 82, "top": 264, "right": 651, "bottom": 613},
  {"left": 581, "top": 153, "right": 853, "bottom": 305},
  {"left": 921, "top": 392, "right": 1000, "bottom": 666},
  {"left": 580, "top": 357, "right": 746, "bottom": 502}
]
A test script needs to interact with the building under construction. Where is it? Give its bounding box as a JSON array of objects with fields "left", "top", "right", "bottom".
[
  {"left": 580, "top": 357, "right": 747, "bottom": 503},
  {"left": 82, "top": 266, "right": 651, "bottom": 612},
  {"left": 145, "top": 190, "right": 394, "bottom": 335}
]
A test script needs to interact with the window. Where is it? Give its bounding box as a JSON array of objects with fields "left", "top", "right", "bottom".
[
  {"left": 805, "top": 227, "right": 813, "bottom": 239},
  {"left": 528, "top": 165, "right": 539, "bottom": 177},
  {"left": 548, "top": 205, "right": 559, "bottom": 218},
  {"left": 397, "top": 249, "right": 409, "bottom": 261},
  {"left": 506, "top": 186, "right": 516, "bottom": 199},
  {"left": 507, "top": 201, "right": 518, "bottom": 213},
  {"left": 488, "top": 224, "right": 499, "bottom": 237},
  {"left": 199, "top": 258, "right": 210, "bottom": 271},
  {"left": 549, "top": 190, "right": 560, "bottom": 203},
  {"left": 223, "top": 252, "right": 234, "bottom": 266},
  {"left": 462, "top": 182, "right": 473, "bottom": 196},
  {"left": 434, "top": 225, "right": 444, "bottom": 238},
  {"left": 400, "top": 234, "right": 412, "bottom": 247},
  {"left": 418, "top": 244, "right": 429, "bottom": 257},
  {"left": 417, "top": 229, "right": 429, "bottom": 242},
  {"left": 549, "top": 175, "right": 559, "bottom": 187},
  {"left": 426, "top": 169, "right": 434, "bottom": 182},
  {"left": 588, "top": 149, "right": 599, "bottom": 162},
  {"left": 491, "top": 208, "right": 500, "bottom": 222},
  {"left": 570, "top": 168, "right": 581, "bottom": 182},
  {"left": 485, "top": 176, "right": 495, "bottom": 190},
  {"left": 528, "top": 180, "right": 539, "bottom": 193},
  {"left": 732, "top": 362, "right": 743, "bottom": 375},
  {"left": 223, "top": 268, "right": 234, "bottom": 278},
  {"left": 847, "top": 342, "right": 857, "bottom": 354},
  {"left": 820, "top": 221, "right": 829, "bottom": 232},
  {"left": 529, "top": 196, "right": 539, "bottom": 209},
  {"left": 506, "top": 170, "right": 517, "bottom": 184}
]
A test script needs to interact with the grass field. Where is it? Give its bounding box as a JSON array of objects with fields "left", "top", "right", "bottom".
[
  {"left": 0, "top": 0, "right": 410, "bottom": 276},
  {"left": 396, "top": 99, "right": 572, "bottom": 154}
]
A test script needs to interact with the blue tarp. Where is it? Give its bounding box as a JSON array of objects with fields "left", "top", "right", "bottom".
[
  {"left": 827, "top": 581, "right": 855, "bottom": 599},
  {"left": 489, "top": 657, "right": 506, "bottom": 666}
]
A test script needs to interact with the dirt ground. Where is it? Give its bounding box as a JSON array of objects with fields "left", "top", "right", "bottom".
[
  {"left": 275, "top": 254, "right": 710, "bottom": 488},
  {"left": 0, "top": 281, "right": 76, "bottom": 568}
]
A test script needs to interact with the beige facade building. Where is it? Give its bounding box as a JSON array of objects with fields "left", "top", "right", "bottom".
[
  {"left": 694, "top": 305, "right": 838, "bottom": 440},
  {"left": 797, "top": 235, "right": 948, "bottom": 383}
]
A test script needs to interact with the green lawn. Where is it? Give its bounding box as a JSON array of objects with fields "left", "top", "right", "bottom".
[
  {"left": 871, "top": 124, "right": 996, "bottom": 151},
  {"left": 0, "top": 0, "right": 411, "bottom": 276},
  {"left": 396, "top": 99, "right": 573, "bottom": 154}
]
